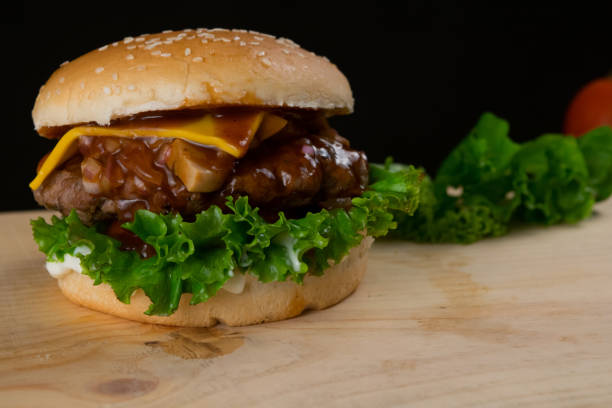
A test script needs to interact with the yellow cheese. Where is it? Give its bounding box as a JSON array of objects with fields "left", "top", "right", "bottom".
[{"left": 29, "top": 111, "right": 281, "bottom": 191}]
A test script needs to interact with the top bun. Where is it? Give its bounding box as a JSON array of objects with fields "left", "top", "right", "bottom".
[{"left": 32, "top": 28, "right": 353, "bottom": 131}]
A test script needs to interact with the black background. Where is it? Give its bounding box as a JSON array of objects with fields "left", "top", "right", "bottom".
[{"left": 3, "top": 3, "right": 611, "bottom": 211}]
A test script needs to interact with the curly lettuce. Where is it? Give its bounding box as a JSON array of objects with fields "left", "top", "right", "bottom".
[
  {"left": 393, "top": 113, "right": 612, "bottom": 243},
  {"left": 31, "top": 165, "right": 422, "bottom": 316}
]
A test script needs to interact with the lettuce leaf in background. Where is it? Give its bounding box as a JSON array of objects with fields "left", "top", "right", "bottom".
[
  {"left": 31, "top": 164, "right": 423, "bottom": 316},
  {"left": 393, "top": 113, "right": 612, "bottom": 243},
  {"left": 578, "top": 126, "right": 612, "bottom": 202},
  {"left": 392, "top": 175, "right": 509, "bottom": 243},
  {"left": 512, "top": 134, "right": 593, "bottom": 224}
]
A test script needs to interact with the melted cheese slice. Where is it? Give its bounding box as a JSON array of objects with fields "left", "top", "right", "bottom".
[{"left": 29, "top": 111, "right": 276, "bottom": 191}]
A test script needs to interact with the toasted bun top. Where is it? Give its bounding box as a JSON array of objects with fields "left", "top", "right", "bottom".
[{"left": 32, "top": 28, "right": 354, "bottom": 131}]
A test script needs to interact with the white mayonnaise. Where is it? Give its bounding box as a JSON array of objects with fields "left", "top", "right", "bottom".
[
  {"left": 45, "top": 246, "right": 92, "bottom": 279},
  {"left": 45, "top": 245, "right": 248, "bottom": 294}
]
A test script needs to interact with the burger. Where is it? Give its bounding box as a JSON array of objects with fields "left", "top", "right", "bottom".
[{"left": 30, "top": 28, "right": 421, "bottom": 327}]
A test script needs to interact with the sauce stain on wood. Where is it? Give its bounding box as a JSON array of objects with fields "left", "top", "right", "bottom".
[
  {"left": 145, "top": 327, "right": 244, "bottom": 359},
  {"left": 94, "top": 378, "right": 157, "bottom": 397},
  {"left": 412, "top": 255, "right": 515, "bottom": 342}
]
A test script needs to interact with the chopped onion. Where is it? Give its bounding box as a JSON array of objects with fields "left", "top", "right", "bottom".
[{"left": 81, "top": 158, "right": 103, "bottom": 194}]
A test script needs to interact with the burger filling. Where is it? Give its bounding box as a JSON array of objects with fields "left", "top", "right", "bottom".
[{"left": 33, "top": 110, "right": 368, "bottom": 256}]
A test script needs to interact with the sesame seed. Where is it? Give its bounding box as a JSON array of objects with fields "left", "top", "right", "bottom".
[
  {"left": 127, "top": 84, "right": 136, "bottom": 91},
  {"left": 261, "top": 57, "right": 272, "bottom": 66},
  {"left": 209, "top": 28, "right": 226, "bottom": 32},
  {"left": 103, "top": 86, "right": 111, "bottom": 95},
  {"left": 112, "top": 42, "right": 118, "bottom": 47},
  {"left": 144, "top": 42, "right": 161, "bottom": 50},
  {"left": 192, "top": 56, "right": 203, "bottom": 62},
  {"left": 184, "top": 48, "right": 191, "bottom": 56},
  {"left": 123, "top": 36, "right": 134, "bottom": 44},
  {"left": 239, "top": 41, "right": 246, "bottom": 46},
  {"left": 135, "top": 37, "right": 145, "bottom": 42},
  {"left": 112, "top": 73, "right": 118, "bottom": 80},
  {"left": 282, "top": 49, "right": 290, "bottom": 54},
  {"left": 234, "top": 29, "right": 247, "bottom": 33},
  {"left": 186, "top": 35, "right": 195, "bottom": 40},
  {"left": 98, "top": 45, "right": 108, "bottom": 51},
  {"left": 126, "top": 54, "right": 134, "bottom": 60},
  {"left": 253, "top": 35, "right": 264, "bottom": 41},
  {"left": 59, "top": 77, "right": 65, "bottom": 83},
  {"left": 145, "top": 38, "right": 160, "bottom": 44},
  {"left": 151, "top": 50, "right": 161, "bottom": 56},
  {"left": 250, "top": 41, "right": 260, "bottom": 45},
  {"left": 95, "top": 67, "right": 104, "bottom": 74},
  {"left": 160, "top": 52, "right": 172, "bottom": 57},
  {"left": 163, "top": 40, "right": 173, "bottom": 45},
  {"left": 198, "top": 32, "right": 214, "bottom": 39},
  {"left": 177, "top": 33, "right": 187, "bottom": 38},
  {"left": 127, "top": 45, "right": 136, "bottom": 50},
  {"left": 234, "top": 36, "right": 241, "bottom": 41},
  {"left": 60, "top": 60, "right": 69, "bottom": 66},
  {"left": 136, "top": 65, "right": 146, "bottom": 71},
  {"left": 276, "top": 37, "right": 299, "bottom": 48},
  {"left": 162, "top": 29, "right": 172, "bottom": 33},
  {"left": 183, "top": 28, "right": 193, "bottom": 32},
  {"left": 257, "top": 51, "right": 266, "bottom": 56}
]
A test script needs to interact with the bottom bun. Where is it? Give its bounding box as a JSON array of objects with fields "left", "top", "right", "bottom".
[{"left": 57, "top": 237, "right": 373, "bottom": 327}]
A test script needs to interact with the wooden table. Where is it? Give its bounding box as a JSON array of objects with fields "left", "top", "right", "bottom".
[{"left": 1, "top": 201, "right": 611, "bottom": 407}]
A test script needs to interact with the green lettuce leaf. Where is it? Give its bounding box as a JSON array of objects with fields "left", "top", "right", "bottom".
[
  {"left": 511, "top": 134, "right": 593, "bottom": 224},
  {"left": 578, "top": 126, "right": 612, "bottom": 202},
  {"left": 394, "top": 113, "right": 612, "bottom": 243},
  {"left": 31, "top": 165, "right": 422, "bottom": 316}
]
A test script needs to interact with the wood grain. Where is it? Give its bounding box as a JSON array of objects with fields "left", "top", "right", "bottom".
[{"left": 1, "top": 201, "right": 611, "bottom": 407}]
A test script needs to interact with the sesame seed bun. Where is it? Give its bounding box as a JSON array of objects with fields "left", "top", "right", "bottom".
[
  {"left": 56, "top": 237, "right": 373, "bottom": 327},
  {"left": 32, "top": 28, "right": 354, "bottom": 131}
]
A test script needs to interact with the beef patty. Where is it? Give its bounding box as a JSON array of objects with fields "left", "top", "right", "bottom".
[{"left": 33, "top": 126, "right": 368, "bottom": 225}]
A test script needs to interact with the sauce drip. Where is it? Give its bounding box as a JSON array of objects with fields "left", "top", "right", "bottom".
[
  {"left": 78, "top": 136, "right": 234, "bottom": 258},
  {"left": 106, "top": 220, "right": 156, "bottom": 259},
  {"left": 79, "top": 136, "right": 192, "bottom": 223}
]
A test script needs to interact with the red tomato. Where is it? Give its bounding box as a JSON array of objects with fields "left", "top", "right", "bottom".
[{"left": 564, "top": 78, "right": 612, "bottom": 137}]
